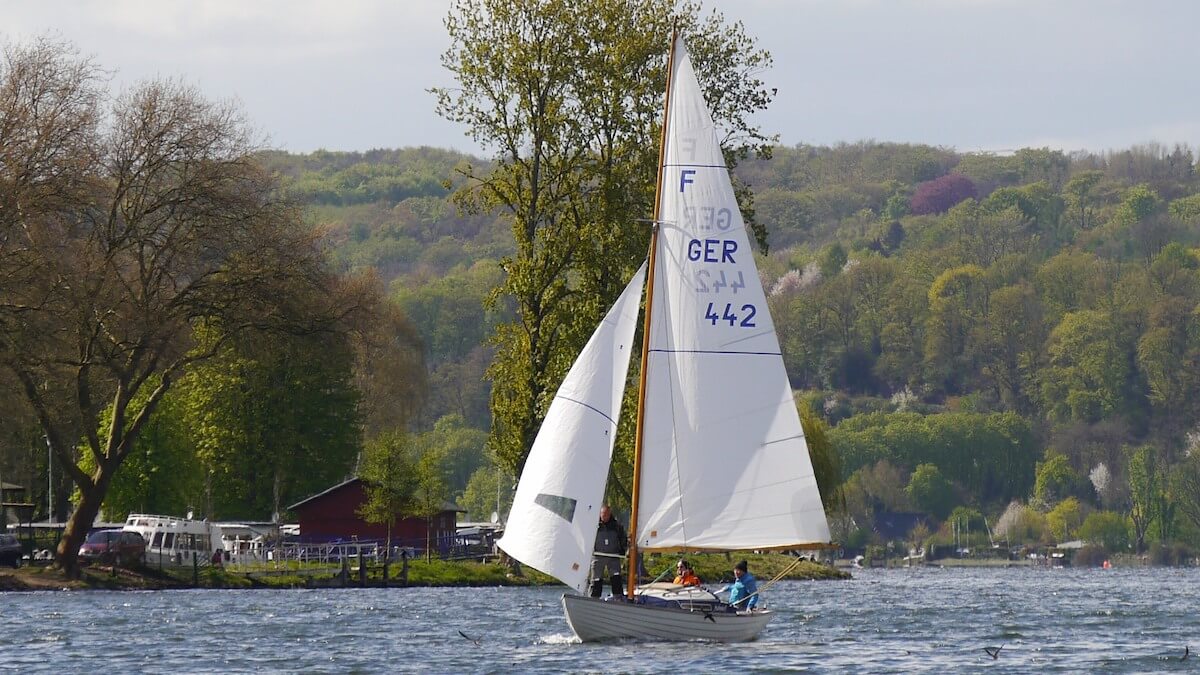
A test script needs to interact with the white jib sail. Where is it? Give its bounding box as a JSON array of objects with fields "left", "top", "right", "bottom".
[
  {"left": 497, "top": 263, "right": 646, "bottom": 593},
  {"left": 636, "top": 38, "right": 831, "bottom": 551}
]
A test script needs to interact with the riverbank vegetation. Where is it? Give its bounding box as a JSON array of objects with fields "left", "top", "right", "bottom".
[
  {"left": 0, "top": 552, "right": 843, "bottom": 591},
  {"left": 4, "top": 3, "right": 1200, "bottom": 576}
]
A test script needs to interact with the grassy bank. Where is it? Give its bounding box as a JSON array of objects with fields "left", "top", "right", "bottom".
[{"left": 0, "top": 552, "right": 846, "bottom": 591}]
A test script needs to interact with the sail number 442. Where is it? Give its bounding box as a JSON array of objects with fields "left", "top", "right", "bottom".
[{"left": 705, "top": 302, "right": 756, "bottom": 327}]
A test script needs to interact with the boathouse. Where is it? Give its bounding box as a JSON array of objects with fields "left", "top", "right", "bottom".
[{"left": 288, "top": 477, "right": 463, "bottom": 552}]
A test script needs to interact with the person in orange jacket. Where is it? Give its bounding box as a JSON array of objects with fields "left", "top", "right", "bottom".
[{"left": 673, "top": 558, "right": 701, "bottom": 586}]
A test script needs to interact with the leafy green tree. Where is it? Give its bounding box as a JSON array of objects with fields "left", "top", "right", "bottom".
[
  {"left": 1063, "top": 170, "right": 1105, "bottom": 230},
  {"left": 460, "top": 465, "right": 516, "bottom": 523},
  {"left": 978, "top": 282, "right": 1043, "bottom": 413},
  {"left": 1040, "top": 310, "right": 1128, "bottom": 423},
  {"left": 905, "top": 463, "right": 954, "bottom": 518},
  {"left": 923, "top": 264, "right": 987, "bottom": 393},
  {"left": 412, "top": 414, "right": 489, "bottom": 496},
  {"left": 799, "top": 402, "right": 843, "bottom": 512},
  {"left": 819, "top": 242, "right": 848, "bottom": 278},
  {"left": 1033, "top": 453, "right": 1082, "bottom": 505},
  {"left": 1077, "top": 510, "right": 1130, "bottom": 552},
  {"left": 1170, "top": 453, "right": 1200, "bottom": 536},
  {"left": 1111, "top": 183, "right": 1161, "bottom": 229},
  {"left": 435, "top": 0, "right": 777, "bottom": 476},
  {"left": 1045, "top": 496, "right": 1084, "bottom": 542},
  {"left": 79, "top": 380, "right": 202, "bottom": 520},
  {"left": 358, "top": 430, "right": 420, "bottom": 554},
  {"left": 181, "top": 330, "right": 363, "bottom": 520},
  {"left": 1125, "top": 444, "right": 1169, "bottom": 552}
]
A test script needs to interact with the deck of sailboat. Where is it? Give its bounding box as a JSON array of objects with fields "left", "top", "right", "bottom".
[{"left": 562, "top": 593, "right": 772, "bottom": 643}]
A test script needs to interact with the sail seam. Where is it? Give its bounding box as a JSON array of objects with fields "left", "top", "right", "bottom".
[
  {"left": 553, "top": 395, "right": 618, "bottom": 427},
  {"left": 648, "top": 349, "right": 782, "bottom": 356},
  {"left": 661, "top": 163, "right": 729, "bottom": 169}
]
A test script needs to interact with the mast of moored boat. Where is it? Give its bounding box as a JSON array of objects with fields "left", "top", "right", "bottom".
[{"left": 626, "top": 30, "right": 677, "bottom": 601}]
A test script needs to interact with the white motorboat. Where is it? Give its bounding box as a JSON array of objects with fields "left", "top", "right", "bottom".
[{"left": 123, "top": 513, "right": 224, "bottom": 566}]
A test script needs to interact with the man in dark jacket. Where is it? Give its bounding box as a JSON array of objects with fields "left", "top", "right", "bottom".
[{"left": 590, "top": 504, "right": 627, "bottom": 598}]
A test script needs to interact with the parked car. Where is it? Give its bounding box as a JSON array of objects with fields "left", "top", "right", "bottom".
[
  {"left": 78, "top": 530, "right": 146, "bottom": 566},
  {"left": 0, "top": 533, "right": 22, "bottom": 568}
]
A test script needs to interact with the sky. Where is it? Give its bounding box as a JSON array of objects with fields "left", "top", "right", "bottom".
[{"left": 4, "top": 0, "right": 1199, "bottom": 157}]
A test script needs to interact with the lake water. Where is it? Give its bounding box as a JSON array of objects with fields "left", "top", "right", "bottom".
[{"left": 3, "top": 567, "right": 1197, "bottom": 673}]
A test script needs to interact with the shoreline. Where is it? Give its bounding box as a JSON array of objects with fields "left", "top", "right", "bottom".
[{"left": 0, "top": 554, "right": 847, "bottom": 592}]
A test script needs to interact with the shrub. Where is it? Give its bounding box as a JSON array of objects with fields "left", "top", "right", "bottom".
[
  {"left": 1147, "top": 542, "right": 1192, "bottom": 567},
  {"left": 1072, "top": 544, "right": 1108, "bottom": 567}
]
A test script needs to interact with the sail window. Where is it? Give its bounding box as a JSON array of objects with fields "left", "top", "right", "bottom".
[{"left": 534, "top": 493, "right": 577, "bottom": 523}]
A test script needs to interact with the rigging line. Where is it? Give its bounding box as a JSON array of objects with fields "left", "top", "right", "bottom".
[
  {"left": 752, "top": 555, "right": 807, "bottom": 600},
  {"left": 553, "top": 395, "right": 617, "bottom": 428}
]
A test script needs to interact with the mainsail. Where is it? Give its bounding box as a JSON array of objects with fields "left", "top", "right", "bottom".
[
  {"left": 635, "top": 38, "right": 830, "bottom": 551},
  {"left": 497, "top": 263, "right": 647, "bottom": 593}
]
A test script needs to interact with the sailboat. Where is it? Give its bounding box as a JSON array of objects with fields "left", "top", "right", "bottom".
[{"left": 496, "top": 34, "right": 831, "bottom": 643}]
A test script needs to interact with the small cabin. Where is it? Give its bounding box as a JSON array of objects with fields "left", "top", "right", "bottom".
[
  {"left": 288, "top": 477, "right": 463, "bottom": 553},
  {"left": 1, "top": 481, "right": 35, "bottom": 528}
]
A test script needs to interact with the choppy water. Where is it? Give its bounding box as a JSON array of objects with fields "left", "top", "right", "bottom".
[{"left": 3, "top": 567, "right": 1198, "bottom": 673}]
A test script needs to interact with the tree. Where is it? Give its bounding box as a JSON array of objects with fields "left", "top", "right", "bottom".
[
  {"left": 0, "top": 40, "right": 352, "bottom": 574},
  {"left": 1125, "top": 444, "right": 1163, "bottom": 553},
  {"left": 180, "top": 329, "right": 364, "bottom": 520},
  {"left": 1063, "top": 170, "right": 1104, "bottom": 230},
  {"left": 1033, "top": 453, "right": 1082, "bottom": 505},
  {"left": 905, "top": 463, "right": 954, "bottom": 518},
  {"left": 909, "top": 174, "right": 976, "bottom": 215},
  {"left": 1077, "top": 510, "right": 1129, "bottom": 552},
  {"left": 799, "top": 402, "right": 843, "bottom": 512},
  {"left": 435, "top": 0, "right": 777, "bottom": 476},
  {"left": 358, "top": 431, "right": 420, "bottom": 557},
  {"left": 460, "top": 465, "right": 515, "bottom": 523},
  {"left": 1045, "top": 496, "right": 1084, "bottom": 542}
]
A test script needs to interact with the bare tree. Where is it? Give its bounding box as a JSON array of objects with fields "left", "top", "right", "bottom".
[{"left": 0, "top": 39, "right": 346, "bottom": 574}]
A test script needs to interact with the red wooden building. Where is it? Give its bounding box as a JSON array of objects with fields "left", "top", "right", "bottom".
[{"left": 288, "top": 477, "right": 463, "bottom": 548}]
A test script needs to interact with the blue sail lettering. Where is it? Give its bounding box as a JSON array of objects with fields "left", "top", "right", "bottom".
[
  {"left": 687, "top": 238, "right": 738, "bottom": 263},
  {"left": 680, "top": 169, "right": 696, "bottom": 192}
]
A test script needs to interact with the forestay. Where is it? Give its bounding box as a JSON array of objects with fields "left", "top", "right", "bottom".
[
  {"left": 497, "top": 264, "right": 646, "bottom": 593},
  {"left": 636, "top": 38, "right": 830, "bottom": 551}
]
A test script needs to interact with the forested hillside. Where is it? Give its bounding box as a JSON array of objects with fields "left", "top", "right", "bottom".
[{"left": 269, "top": 141, "right": 1200, "bottom": 557}]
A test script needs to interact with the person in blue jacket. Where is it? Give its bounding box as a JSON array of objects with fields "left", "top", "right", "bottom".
[{"left": 727, "top": 559, "right": 759, "bottom": 611}]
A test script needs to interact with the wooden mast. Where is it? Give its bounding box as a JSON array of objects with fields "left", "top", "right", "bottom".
[{"left": 626, "top": 29, "right": 677, "bottom": 600}]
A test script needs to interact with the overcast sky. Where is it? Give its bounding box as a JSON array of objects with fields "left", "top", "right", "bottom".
[{"left": 5, "top": 0, "right": 1198, "bottom": 157}]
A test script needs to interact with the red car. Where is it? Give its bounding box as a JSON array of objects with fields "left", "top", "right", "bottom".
[{"left": 78, "top": 530, "right": 146, "bottom": 566}]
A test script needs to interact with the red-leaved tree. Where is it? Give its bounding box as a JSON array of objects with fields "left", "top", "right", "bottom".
[{"left": 910, "top": 174, "right": 977, "bottom": 215}]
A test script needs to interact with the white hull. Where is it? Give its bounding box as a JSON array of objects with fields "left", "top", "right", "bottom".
[{"left": 561, "top": 594, "right": 772, "bottom": 642}]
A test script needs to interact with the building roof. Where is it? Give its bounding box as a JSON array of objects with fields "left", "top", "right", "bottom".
[{"left": 287, "top": 476, "right": 464, "bottom": 513}]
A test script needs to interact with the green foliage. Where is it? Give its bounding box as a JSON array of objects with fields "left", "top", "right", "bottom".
[
  {"left": 819, "top": 242, "right": 848, "bottom": 278},
  {"left": 1077, "top": 510, "right": 1130, "bottom": 552},
  {"left": 412, "top": 415, "right": 489, "bottom": 496},
  {"left": 358, "top": 430, "right": 421, "bottom": 547},
  {"left": 459, "top": 466, "right": 515, "bottom": 523},
  {"left": 905, "top": 463, "right": 953, "bottom": 518},
  {"left": 180, "top": 330, "right": 363, "bottom": 520},
  {"left": 1045, "top": 496, "right": 1085, "bottom": 542},
  {"left": 436, "top": 0, "right": 778, "bottom": 476},
  {"left": 799, "top": 403, "right": 843, "bottom": 512},
  {"left": 1033, "top": 453, "right": 1083, "bottom": 504},
  {"left": 831, "top": 411, "right": 1036, "bottom": 506},
  {"left": 79, "top": 379, "right": 203, "bottom": 520},
  {"left": 1111, "top": 183, "right": 1161, "bottom": 228}
]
